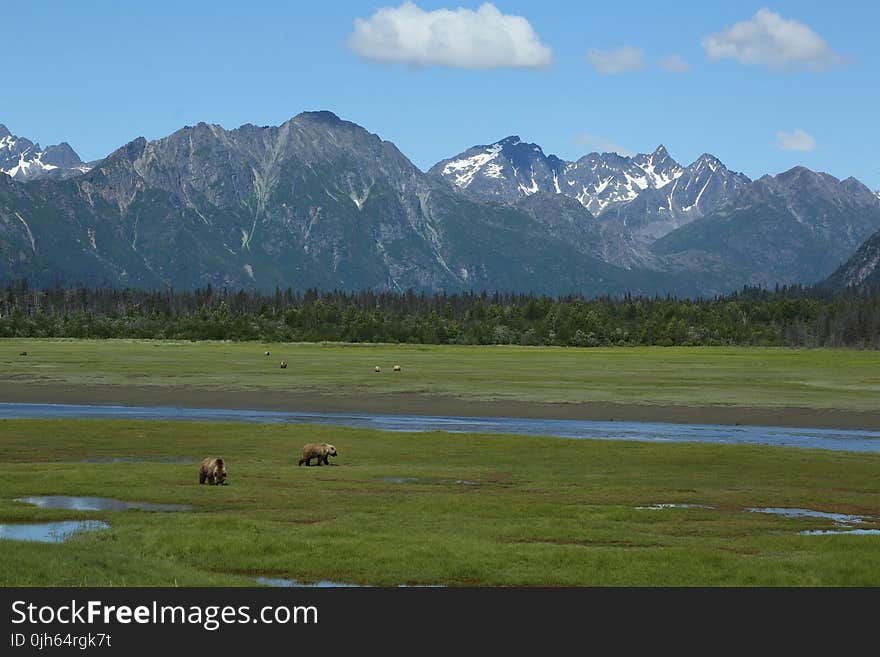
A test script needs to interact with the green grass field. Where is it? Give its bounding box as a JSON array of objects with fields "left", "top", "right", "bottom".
[
  {"left": 2, "top": 339, "right": 879, "bottom": 586},
  {"left": 2, "top": 338, "right": 880, "bottom": 411},
  {"left": 1, "top": 418, "right": 879, "bottom": 586}
]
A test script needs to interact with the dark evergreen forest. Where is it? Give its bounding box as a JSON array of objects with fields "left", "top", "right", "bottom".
[{"left": 1, "top": 281, "right": 878, "bottom": 349}]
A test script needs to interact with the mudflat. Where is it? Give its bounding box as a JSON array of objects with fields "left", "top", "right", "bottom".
[{"left": 1, "top": 382, "right": 878, "bottom": 430}]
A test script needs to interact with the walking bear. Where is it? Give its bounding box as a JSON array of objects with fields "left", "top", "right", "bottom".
[{"left": 298, "top": 443, "right": 338, "bottom": 466}]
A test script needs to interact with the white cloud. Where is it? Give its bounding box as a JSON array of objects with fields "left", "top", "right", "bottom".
[
  {"left": 702, "top": 8, "right": 843, "bottom": 71},
  {"left": 776, "top": 129, "right": 817, "bottom": 151},
  {"left": 587, "top": 45, "right": 645, "bottom": 75},
  {"left": 658, "top": 54, "right": 690, "bottom": 73},
  {"left": 574, "top": 134, "right": 633, "bottom": 156},
  {"left": 347, "top": 2, "right": 553, "bottom": 69}
]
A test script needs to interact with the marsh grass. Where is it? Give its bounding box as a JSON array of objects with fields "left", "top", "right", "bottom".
[
  {"left": 2, "top": 339, "right": 880, "bottom": 411},
  {"left": 1, "top": 418, "right": 879, "bottom": 586}
]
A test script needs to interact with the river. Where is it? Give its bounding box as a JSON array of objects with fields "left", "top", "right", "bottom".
[{"left": 2, "top": 402, "right": 879, "bottom": 452}]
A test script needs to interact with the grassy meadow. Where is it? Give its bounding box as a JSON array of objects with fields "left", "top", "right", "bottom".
[
  {"left": 1, "top": 338, "right": 879, "bottom": 586},
  {"left": 1, "top": 418, "right": 879, "bottom": 586},
  {"left": 2, "top": 338, "right": 879, "bottom": 412}
]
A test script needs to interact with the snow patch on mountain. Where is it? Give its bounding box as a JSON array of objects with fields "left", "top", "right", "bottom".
[
  {"left": 518, "top": 174, "right": 539, "bottom": 196},
  {"left": 0, "top": 125, "right": 90, "bottom": 181},
  {"left": 14, "top": 212, "right": 37, "bottom": 253},
  {"left": 441, "top": 143, "right": 504, "bottom": 188}
]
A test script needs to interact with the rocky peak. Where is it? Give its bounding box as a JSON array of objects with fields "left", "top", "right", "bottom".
[
  {"left": 42, "top": 142, "right": 84, "bottom": 169},
  {"left": 293, "top": 110, "right": 343, "bottom": 124}
]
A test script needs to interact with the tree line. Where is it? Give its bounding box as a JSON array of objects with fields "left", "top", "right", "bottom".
[{"left": 1, "top": 280, "right": 878, "bottom": 349}]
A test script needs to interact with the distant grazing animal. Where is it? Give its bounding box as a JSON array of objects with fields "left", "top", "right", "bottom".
[
  {"left": 374, "top": 366, "right": 381, "bottom": 373},
  {"left": 19, "top": 351, "right": 27, "bottom": 356},
  {"left": 265, "top": 351, "right": 270, "bottom": 357},
  {"left": 199, "top": 457, "right": 228, "bottom": 485},
  {"left": 280, "top": 361, "right": 288, "bottom": 369},
  {"left": 392, "top": 365, "right": 401, "bottom": 372},
  {"left": 298, "top": 443, "right": 338, "bottom": 466}
]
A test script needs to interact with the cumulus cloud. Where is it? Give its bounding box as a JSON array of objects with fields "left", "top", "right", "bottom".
[
  {"left": 776, "top": 129, "right": 817, "bottom": 151},
  {"left": 658, "top": 54, "right": 690, "bottom": 73},
  {"left": 702, "top": 8, "right": 844, "bottom": 71},
  {"left": 347, "top": 2, "right": 553, "bottom": 69},
  {"left": 574, "top": 133, "right": 633, "bottom": 156},
  {"left": 587, "top": 45, "right": 645, "bottom": 75}
]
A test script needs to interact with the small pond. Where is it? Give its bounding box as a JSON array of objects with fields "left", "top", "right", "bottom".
[
  {"left": 635, "top": 503, "right": 715, "bottom": 510},
  {"left": 0, "top": 520, "right": 110, "bottom": 543},
  {"left": 255, "top": 576, "right": 442, "bottom": 588},
  {"left": 799, "top": 529, "right": 880, "bottom": 536},
  {"left": 746, "top": 507, "right": 872, "bottom": 526},
  {"left": 255, "top": 577, "right": 364, "bottom": 588},
  {"left": 379, "top": 477, "right": 478, "bottom": 485},
  {"left": 15, "top": 496, "right": 193, "bottom": 512}
]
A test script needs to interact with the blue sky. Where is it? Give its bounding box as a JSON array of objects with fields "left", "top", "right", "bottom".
[{"left": 4, "top": 1, "right": 878, "bottom": 188}]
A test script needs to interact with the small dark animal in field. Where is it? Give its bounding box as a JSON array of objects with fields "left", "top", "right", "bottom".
[
  {"left": 265, "top": 351, "right": 270, "bottom": 357},
  {"left": 19, "top": 351, "right": 27, "bottom": 356},
  {"left": 374, "top": 366, "right": 381, "bottom": 373},
  {"left": 393, "top": 365, "right": 401, "bottom": 372},
  {"left": 280, "top": 361, "right": 288, "bottom": 369},
  {"left": 199, "top": 457, "right": 228, "bottom": 485},
  {"left": 298, "top": 443, "right": 337, "bottom": 466}
]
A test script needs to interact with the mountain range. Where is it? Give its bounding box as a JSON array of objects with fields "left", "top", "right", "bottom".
[
  {"left": 1, "top": 112, "right": 879, "bottom": 296},
  {"left": 0, "top": 125, "right": 92, "bottom": 181}
]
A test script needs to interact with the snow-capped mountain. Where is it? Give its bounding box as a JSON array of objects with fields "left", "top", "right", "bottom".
[
  {"left": 2, "top": 112, "right": 879, "bottom": 297},
  {"left": 601, "top": 152, "right": 751, "bottom": 241},
  {"left": 427, "top": 136, "right": 567, "bottom": 202},
  {"left": 0, "top": 112, "right": 688, "bottom": 296},
  {"left": 429, "top": 138, "right": 750, "bottom": 238},
  {"left": 0, "top": 124, "right": 91, "bottom": 181}
]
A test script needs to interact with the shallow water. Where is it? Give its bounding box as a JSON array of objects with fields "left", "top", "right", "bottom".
[
  {"left": 746, "top": 507, "right": 872, "bottom": 525},
  {"left": 379, "top": 477, "right": 478, "bottom": 485},
  {"left": 0, "top": 520, "right": 109, "bottom": 543},
  {"left": 15, "top": 496, "right": 192, "bottom": 512},
  {"left": 2, "top": 402, "right": 880, "bottom": 452},
  {"left": 255, "top": 577, "right": 363, "bottom": 588},
  {"left": 635, "top": 503, "right": 715, "bottom": 510},
  {"left": 254, "top": 576, "right": 440, "bottom": 588},
  {"left": 799, "top": 529, "right": 880, "bottom": 536}
]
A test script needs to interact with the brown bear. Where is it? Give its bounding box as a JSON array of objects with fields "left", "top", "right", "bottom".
[
  {"left": 298, "top": 443, "right": 337, "bottom": 466},
  {"left": 199, "top": 457, "right": 228, "bottom": 485}
]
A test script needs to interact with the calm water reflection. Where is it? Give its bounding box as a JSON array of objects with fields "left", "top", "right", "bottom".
[
  {"left": 0, "top": 520, "right": 109, "bottom": 543},
  {"left": 16, "top": 496, "right": 192, "bottom": 512}
]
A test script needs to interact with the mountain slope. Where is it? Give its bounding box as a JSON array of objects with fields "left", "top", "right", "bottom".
[
  {"left": 823, "top": 229, "right": 880, "bottom": 290},
  {"left": 652, "top": 167, "right": 880, "bottom": 287},
  {"left": 0, "top": 112, "right": 693, "bottom": 295}
]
